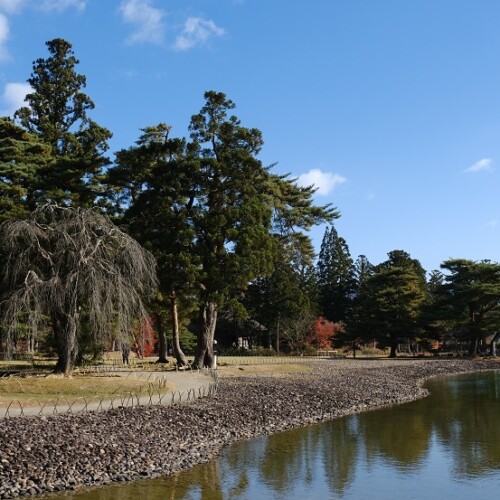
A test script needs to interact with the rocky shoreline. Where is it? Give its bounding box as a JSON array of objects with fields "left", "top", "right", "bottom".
[{"left": 0, "top": 358, "right": 496, "bottom": 498}]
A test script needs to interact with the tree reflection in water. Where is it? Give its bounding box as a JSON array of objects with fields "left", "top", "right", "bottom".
[{"left": 59, "top": 371, "right": 500, "bottom": 500}]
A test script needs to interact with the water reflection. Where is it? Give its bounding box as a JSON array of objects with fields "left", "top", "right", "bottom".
[{"left": 61, "top": 370, "right": 500, "bottom": 500}]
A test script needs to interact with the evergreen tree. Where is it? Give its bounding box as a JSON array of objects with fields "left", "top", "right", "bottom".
[
  {"left": 244, "top": 240, "right": 317, "bottom": 352},
  {"left": 316, "top": 225, "right": 356, "bottom": 322},
  {"left": 437, "top": 259, "right": 500, "bottom": 355},
  {"left": 381, "top": 250, "right": 427, "bottom": 282},
  {"left": 14, "top": 38, "right": 112, "bottom": 207},
  {"left": 351, "top": 250, "right": 428, "bottom": 357},
  {"left": 335, "top": 254, "right": 374, "bottom": 356},
  {"left": 108, "top": 123, "right": 197, "bottom": 366},
  {"left": 188, "top": 91, "right": 335, "bottom": 367},
  {"left": 353, "top": 254, "right": 374, "bottom": 291},
  {"left": 108, "top": 91, "right": 336, "bottom": 368}
]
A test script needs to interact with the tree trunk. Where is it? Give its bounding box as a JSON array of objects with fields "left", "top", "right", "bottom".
[
  {"left": 170, "top": 294, "right": 187, "bottom": 367},
  {"left": 52, "top": 310, "right": 78, "bottom": 375},
  {"left": 468, "top": 338, "right": 479, "bottom": 356},
  {"left": 389, "top": 341, "right": 397, "bottom": 358},
  {"left": 352, "top": 341, "right": 356, "bottom": 358},
  {"left": 193, "top": 301, "right": 218, "bottom": 368},
  {"left": 156, "top": 328, "right": 168, "bottom": 364},
  {"left": 490, "top": 332, "right": 500, "bottom": 357},
  {"left": 154, "top": 313, "right": 169, "bottom": 363},
  {"left": 276, "top": 314, "right": 281, "bottom": 354}
]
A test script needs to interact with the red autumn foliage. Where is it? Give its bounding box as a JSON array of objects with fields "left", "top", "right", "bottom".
[
  {"left": 131, "top": 317, "right": 157, "bottom": 359},
  {"left": 309, "top": 316, "right": 335, "bottom": 349}
]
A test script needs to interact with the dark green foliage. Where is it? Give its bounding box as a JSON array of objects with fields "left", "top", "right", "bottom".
[
  {"left": 178, "top": 328, "right": 197, "bottom": 354},
  {"left": 187, "top": 91, "right": 335, "bottom": 365},
  {"left": 434, "top": 259, "right": 500, "bottom": 354},
  {"left": 350, "top": 250, "right": 428, "bottom": 357},
  {"left": 0, "top": 118, "right": 52, "bottom": 221},
  {"left": 316, "top": 225, "right": 356, "bottom": 322},
  {"left": 418, "top": 270, "right": 451, "bottom": 346},
  {"left": 107, "top": 123, "right": 196, "bottom": 365},
  {"left": 333, "top": 254, "right": 374, "bottom": 353},
  {"left": 107, "top": 91, "right": 336, "bottom": 367},
  {"left": 188, "top": 92, "right": 277, "bottom": 301},
  {"left": 244, "top": 243, "right": 317, "bottom": 351},
  {"left": 109, "top": 123, "right": 198, "bottom": 296},
  {"left": 187, "top": 91, "right": 335, "bottom": 366},
  {"left": 353, "top": 254, "right": 374, "bottom": 289},
  {"left": 14, "top": 38, "right": 112, "bottom": 207}
]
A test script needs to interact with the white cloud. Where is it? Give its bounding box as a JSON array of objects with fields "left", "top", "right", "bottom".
[
  {"left": 485, "top": 219, "right": 497, "bottom": 228},
  {"left": 0, "top": 0, "right": 25, "bottom": 13},
  {"left": 0, "top": 1, "right": 84, "bottom": 63},
  {"left": 0, "top": 13, "right": 9, "bottom": 61},
  {"left": 297, "top": 169, "right": 347, "bottom": 195},
  {"left": 119, "top": 0, "right": 166, "bottom": 45},
  {"left": 464, "top": 158, "right": 494, "bottom": 173},
  {"left": 0, "top": 82, "right": 31, "bottom": 116},
  {"left": 0, "top": 0, "right": 83, "bottom": 14},
  {"left": 173, "top": 17, "right": 225, "bottom": 51},
  {"left": 39, "top": 0, "right": 86, "bottom": 11}
]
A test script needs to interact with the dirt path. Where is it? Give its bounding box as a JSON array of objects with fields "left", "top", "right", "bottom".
[{"left": 0, "top": 369, "right": 215, "bottom": 419}]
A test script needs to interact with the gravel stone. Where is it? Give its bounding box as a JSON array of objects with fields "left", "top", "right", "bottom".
[{"left": 0, "top": 358, "right": 496, "bottom": 497}]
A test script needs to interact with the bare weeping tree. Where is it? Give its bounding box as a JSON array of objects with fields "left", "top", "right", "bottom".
[{"left": 0, "top": 204, "right": 158, "bottom": 374}]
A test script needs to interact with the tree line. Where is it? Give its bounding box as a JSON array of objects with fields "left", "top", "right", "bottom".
[
  {"left": 315, "top": 229, "right": 500, "bottom": 358},
  {"left": 1, "top": 39, "right": 499, "bottom": 373},
  {"left": 0, "top": 38, "right": 336, "bottom": 373}
]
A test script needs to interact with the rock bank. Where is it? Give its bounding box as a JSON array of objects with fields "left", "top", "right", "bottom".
[{"left": 0, "top": 358, "right": 496, "bottom": 498}]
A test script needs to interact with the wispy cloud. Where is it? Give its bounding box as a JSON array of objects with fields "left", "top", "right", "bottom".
[
  {"left": 0, "top": 1, "right": 85, "bottom": 63},
  {"left": 0, "top": 0, "right": 26, "bottom": 13},
  {"left": 39, "top": 0, "right": 86, "bottom": 11},
  {"left": 119, "top": 0, "right": 166, "bottom": 45},
  {"left": 297, "top": 169, "right": 347, "bottom": 196},
  {"left": 173, "top": 17, "right": 225, "bottom": 51},
  {"left": 0, "top": 13, "right": 9, "bottom": 61},
  {"left": 0, "top": 82, "right": 31, "bottom": 115},
  {"left": 464, "top": 158, "right": 494, "bottom": 173},
  {"left": 485, "top": 219, "right": 497, "bottom": 228}
]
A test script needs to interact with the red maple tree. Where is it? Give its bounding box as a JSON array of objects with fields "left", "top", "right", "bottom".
[
  {"left": 131, "top": 317, "right": 157, "bottom": 358},
  {"left": 309, "top": 317, "right": 335, "bottom": 349}
]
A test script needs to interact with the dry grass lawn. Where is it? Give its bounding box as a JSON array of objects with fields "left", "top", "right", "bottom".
[{"left": 0, "top": 374, "right": 173, "bottom": 407}]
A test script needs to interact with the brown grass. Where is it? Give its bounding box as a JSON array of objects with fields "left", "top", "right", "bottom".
[{"left": 0, "top": 374, "right": 173, "bottom": 407}]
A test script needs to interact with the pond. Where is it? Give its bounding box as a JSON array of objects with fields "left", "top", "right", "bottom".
[{"left": 58, "top": 370, "right": 500, "bottom": 500}]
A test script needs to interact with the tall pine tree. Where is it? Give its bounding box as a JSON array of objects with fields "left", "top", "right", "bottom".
[
  {"left": 14, "top": 38, "right": 112, "bottom": 207},
  {"left": 108, "top": 91, "right": 336, "bottom": 367},
  {"left": 316, "top": 225, "right": 356, "bottom": 322},
  {"left": 107, "top": 123, "right": 197, "bottom": 366}
]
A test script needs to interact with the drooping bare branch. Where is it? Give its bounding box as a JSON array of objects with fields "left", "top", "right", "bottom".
[{"left": 0, "top": 203, "right": 158, "bottom": 372}]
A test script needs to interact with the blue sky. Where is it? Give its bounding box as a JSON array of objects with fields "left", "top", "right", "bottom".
[{"left": 0, "top": 0, "right": 499, "bottom": 274}]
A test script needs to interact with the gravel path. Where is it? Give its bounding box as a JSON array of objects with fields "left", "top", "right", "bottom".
[{"left": 0, "top": 358, "right": 496, "bottom": 498}]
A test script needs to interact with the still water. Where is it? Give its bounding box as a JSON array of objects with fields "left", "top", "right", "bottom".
[{"left": 61, "top": 370, "right": 500, "bottom": 500}]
